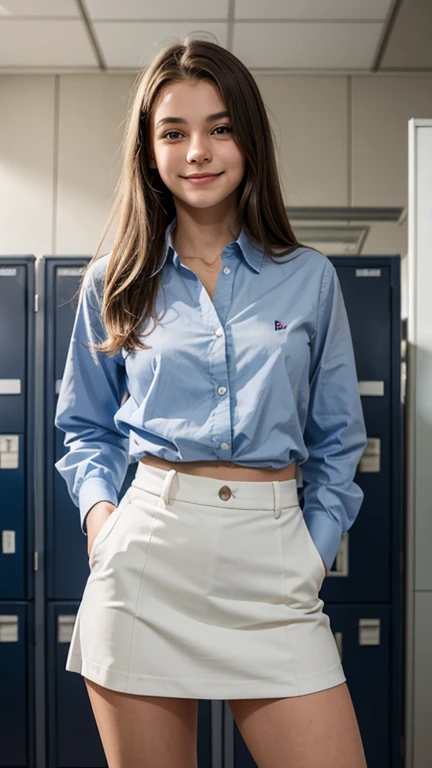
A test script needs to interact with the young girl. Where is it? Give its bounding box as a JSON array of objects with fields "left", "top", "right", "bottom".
[{"left": 55, "top": 39, "right": 368, "bottom": 768}]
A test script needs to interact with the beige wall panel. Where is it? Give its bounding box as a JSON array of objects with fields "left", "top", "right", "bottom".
[
  {"left": 56, "top": 74, "right": 135, "bottom": 255},
  {"left": 355, "top": 218, "right": 407, "bottom": 258},
  {"left": 256, "top": 76, "right": 348, "bottom": 207},
  {"left": 352, "top": 75, "right": 432, "bottom": 208},
  {"left": 0, "top": 76, "right": 55, "bottom": 255}
]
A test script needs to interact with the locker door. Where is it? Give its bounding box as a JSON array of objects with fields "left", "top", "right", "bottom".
[
  {"left": 46, "top": 259, "right": 138, "bottom": 600},
  {"left": 320, "top": 263, "right": 393, "bottom": 603},
  {"left": 0, "top": 603, "right": 33, "bottom": 767},
  {"left": 47, "top": 602, "right": 107, "bottom": 767},
  {"left": 326, "top": 604, "right": 391, "bottom": 768},
  {"left": 48, "top": 603, "right": 221, "bottom": 767},
  {"left": 49, "top": 263, "right": 91, "bottom": 599},
  {"left": 0, "top": 263, "right": 32, "bottom": 601},
  {"left": 229, "top": 606, "right": 391, "bottom": 768}
]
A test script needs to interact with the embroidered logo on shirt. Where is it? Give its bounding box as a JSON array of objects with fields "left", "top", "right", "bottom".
[{"left": 274, "top": 320, "right": 287, "bottom": 330}]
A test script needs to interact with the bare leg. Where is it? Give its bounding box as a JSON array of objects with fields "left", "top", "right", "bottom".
[
  {"left": 85, "top": 678, "right": 199, "bottom": 768},
  {"left": 228, "top": 682, "right": 367, "bottom": 768}
]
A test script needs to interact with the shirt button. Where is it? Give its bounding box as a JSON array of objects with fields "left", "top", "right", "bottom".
[
  {"left": 223, "top": 267, "right": 230, "bottom": 274},
  {"left": 217, "top": 386, "right": 227, "bottom": 396},
  {"left": 215, "top": 327, "right": 223, "bottom": 336},
  {"left": 220, "top": 442, "right": 229, "bottom": 449}
]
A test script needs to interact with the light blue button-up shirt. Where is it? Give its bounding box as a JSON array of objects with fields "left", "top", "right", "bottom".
[{"left": 54, "top": 216, "right": 368, "bottom": 571}]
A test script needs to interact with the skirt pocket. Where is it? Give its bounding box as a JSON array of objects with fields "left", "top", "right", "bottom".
[
  {"left": 299, "top": 513, "right": 327, "bottom": 581},
  {"left": 88, "top": 489, "right": 131, "bottom": 568},
  {"left": 278, "top": 504, "right": 326, "bottom": 608}
]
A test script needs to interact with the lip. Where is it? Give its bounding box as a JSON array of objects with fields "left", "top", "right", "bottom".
[{"left": 183, "top": 172, "right": 223, "bottom": 184}]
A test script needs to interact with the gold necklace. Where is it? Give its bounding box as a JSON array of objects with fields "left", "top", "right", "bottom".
[{"left": 182, "top": 253, "right": 222, "bottom": 269}]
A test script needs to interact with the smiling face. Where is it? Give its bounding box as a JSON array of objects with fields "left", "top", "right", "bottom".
[{"left": 149, "top": 79, "right": 246, "bottom": 213}]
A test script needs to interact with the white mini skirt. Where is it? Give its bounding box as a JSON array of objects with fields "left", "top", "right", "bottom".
[{"left": 66, "top": 462, "right": 346, "bottom": 699}]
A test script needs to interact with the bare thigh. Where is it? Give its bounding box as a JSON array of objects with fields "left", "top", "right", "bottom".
[
  {"left": 85, "top": 678, "right": 199, "bottom": 768},
  {"left": 227, "top": 682, "right": 368, "bottom": 768}
]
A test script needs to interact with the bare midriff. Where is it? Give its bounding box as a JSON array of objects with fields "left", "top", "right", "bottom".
[{"left": 139, "top": 455, "right": 297, "bottom": 482}]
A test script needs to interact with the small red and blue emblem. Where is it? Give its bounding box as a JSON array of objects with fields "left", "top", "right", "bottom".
[{"left": 274, "top": 320, "right": 287, "bottom": 330}]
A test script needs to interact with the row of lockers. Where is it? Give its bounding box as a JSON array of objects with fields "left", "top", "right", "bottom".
[
  {"left": 0, "top": 254, "right": 404, "bottom": 767},
  {"left": 0, "top": 600, "right": 399, "bottom": 768},
  {"left": 1, "top": 256, "right": 402, "bottom": 603}
]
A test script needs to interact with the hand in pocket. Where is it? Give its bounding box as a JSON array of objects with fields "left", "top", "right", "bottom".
[{"left": 86, "top": 501, "right": 116, "bottom": 559}]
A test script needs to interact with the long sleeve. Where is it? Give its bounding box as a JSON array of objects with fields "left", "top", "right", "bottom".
[
  {"left": 54, "top": 262, "right": 130, "bottom": 536},
  {"left": 300, "top": 260, "right": 368, "bottom": 571}
]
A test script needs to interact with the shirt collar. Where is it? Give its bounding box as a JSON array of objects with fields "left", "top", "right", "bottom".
[{"left": 149, "top": 216, "right": 265, "bottom": 278}]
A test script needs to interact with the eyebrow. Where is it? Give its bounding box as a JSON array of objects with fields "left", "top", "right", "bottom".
[{"left": 155, "top": 111, "right": 230, "bottom": 129}]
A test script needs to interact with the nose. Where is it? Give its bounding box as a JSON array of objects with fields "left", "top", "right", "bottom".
[{"left": 186, "top": 133, "right": 212, "bottom": 164}]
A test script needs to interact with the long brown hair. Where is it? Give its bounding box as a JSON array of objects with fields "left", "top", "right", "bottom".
[{"left": 81, "top": 38, "right": 307, "bottom": 357}]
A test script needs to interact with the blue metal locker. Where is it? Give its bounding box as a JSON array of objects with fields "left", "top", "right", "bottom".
[
  {"left": 319, "top": 260, "right": 397, "bottom": 602},
  {"left": 0, "top": 257, "right": 35, "bottom": 600},
  {"left": 328, "top": 256, "right": 404, "bottom": 768},
  {"left": 47, "top": 600, "right": 219, "bottom": 767},
  {"left": 229, "top": 604, "right": 391, "bottom": 768},
  {"left": 0, "top": 256, "right": 36, "bottom": 768},
  {"left": 0, "top": 602, "right": 35, "bottom": 768},
  {"left": 46, "top": 602, "right": 107, "bottom": 767},
  {"left": 231, "top": 256, "right": 404, "bottom": 768},
  {"left": 44, "top": 258, "right": 136, "bottom": 601}
]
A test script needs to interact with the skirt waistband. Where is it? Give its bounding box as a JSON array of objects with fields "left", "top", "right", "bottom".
[{"left": 130, "top": 462, "right": 300, "bottom": 518}]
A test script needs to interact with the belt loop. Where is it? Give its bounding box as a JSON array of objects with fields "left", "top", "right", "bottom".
[
  {"left": 272, "top": 481, "right": 282, "bottom": 519},
  {"left": 160, "top": 469, "right": 177, "bottom": 506}
]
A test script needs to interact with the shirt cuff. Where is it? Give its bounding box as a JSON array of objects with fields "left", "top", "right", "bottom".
[
  {"left": 302, "top": 509, "right": 342, "bottom": 572},
  {"left": 79, "top": 478, "right": 118, "bottom": 535}
]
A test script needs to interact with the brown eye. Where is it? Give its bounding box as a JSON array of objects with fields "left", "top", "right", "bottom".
[{"left": 162, "top": 125, "right": 232, "bottom": 140}]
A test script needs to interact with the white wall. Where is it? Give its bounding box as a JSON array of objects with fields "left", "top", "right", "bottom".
[{"left": 1, "top": 72, "right": 431, "bottom": 262}]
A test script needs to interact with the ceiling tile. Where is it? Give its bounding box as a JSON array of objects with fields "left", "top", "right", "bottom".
[
  {"left": 233, "top": 22, "right": 384, "bottom": 70},
  {"left": 0, "top": 0, "right": 78, "bottom": 17},
  {"left": 234, "top": 0, "right": 392, "bottom": 20},
  {"left": 0, "top": 20, "right": 98, "bottom": 67},
  {"left": 380, "top": 0, "right": 432, "bottom": 69},
  {"left": 94, "top": 21, "right": 228, "bottom": 68},
  {"left": 85, "top": 0, "right": 229, "bottom": 21}
]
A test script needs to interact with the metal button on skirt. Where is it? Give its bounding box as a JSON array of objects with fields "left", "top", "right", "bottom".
[{"left": 65, "top": 462, "right": 346, "bottom": 699}]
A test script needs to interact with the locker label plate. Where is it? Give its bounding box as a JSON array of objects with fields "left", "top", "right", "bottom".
[
  {"left": 0, "top": 379, "right": 21, "bottom": 395},
  {"left": 0, "top": 615, "right": 18, "bottom": 642},
  {"left": 2, "top": 531, "right": 16, "bottom": 554},
  {"left": 0, "top": 435, "right": 19, "bottom": 469},
  {"left": 359, "top": 380, "right": 385, "bottom": 396},
  {"left": 359, "top": 618, "right": 381, "bottom": 646},
  {"left": 359, "top": 438, "right": 381, "bottom": 472},
  {"left": 58, "top": 615, "right": 76, "bottom": 644},
  {"left": 356, "top": 269, "right": 381, "bottom": 277},
  {"left": 58, "top": 268, "right": 85, "bottom": 277}
]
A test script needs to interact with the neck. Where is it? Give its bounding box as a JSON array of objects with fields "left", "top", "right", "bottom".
[{"left": 171, "top": 210, "right": 240, "bottom": 261}]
